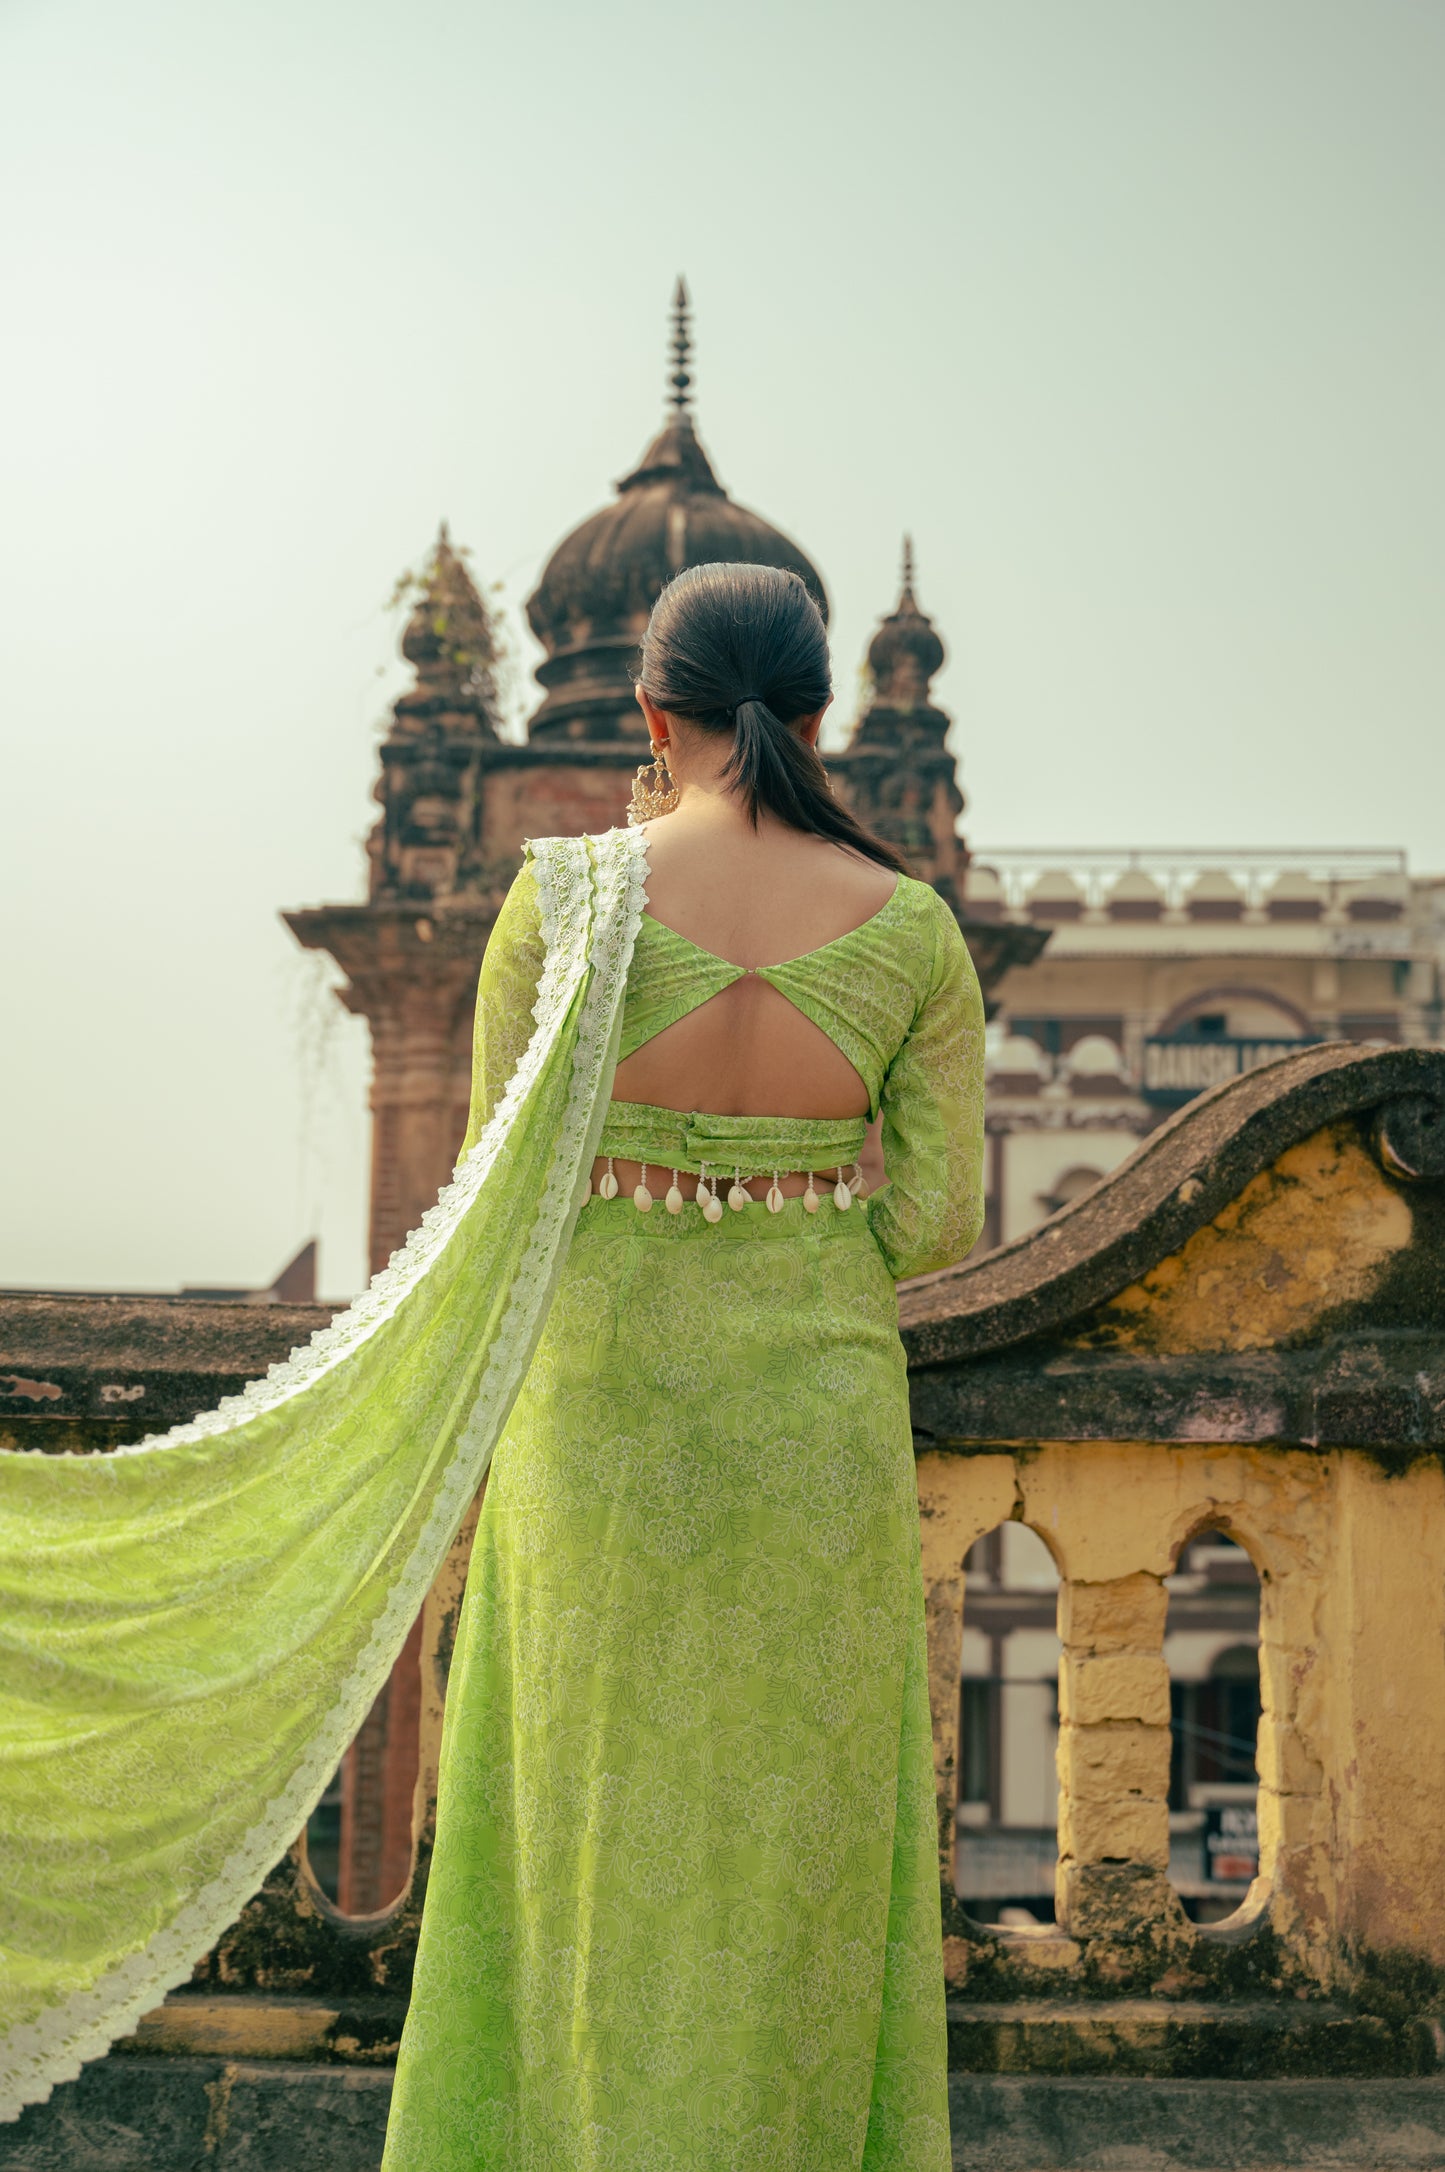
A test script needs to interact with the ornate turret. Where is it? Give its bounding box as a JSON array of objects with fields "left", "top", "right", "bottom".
[
  {"left": 833, "top": 541, "right": 966, "bottom": 894},
  {"left": 865, "top": 538, "right": 946, "bottom": 708},
  {"left": 831, "top": 544, "right": 1049, "bottom": 1011},
  {"left": 366, "top": 526, "right": 504, "bottom": 904},
  {"left": 394, "top": 523, "right": 500, "bottom": 730},
  {"left": 524, "top": 281, "right": 827, "bottom": 741}
]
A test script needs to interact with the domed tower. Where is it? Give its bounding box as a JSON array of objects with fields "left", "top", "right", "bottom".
[
  {"left": 832, "top": 543, "right": 1048, "bottom": 1011},
  {"left": 832, "top": 540, "right": 966, "bottom": 897},
  {"left": 366, "top": 524, "right": 502, "bottom": 902},
  {"left": 525, "top": 280, "right": 827, "bottom": 741}
]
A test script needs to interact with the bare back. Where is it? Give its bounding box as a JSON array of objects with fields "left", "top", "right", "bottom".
[{"left": 612, "top": 809, "right": 898, "bottom": 1121}]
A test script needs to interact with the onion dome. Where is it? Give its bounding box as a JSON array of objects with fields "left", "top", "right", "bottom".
[
  {"left": 865, "top": 537, "right": 945, "bottom": 709},
  {"left": 524, "top": 280, "right": 828, "bottom": 741}
]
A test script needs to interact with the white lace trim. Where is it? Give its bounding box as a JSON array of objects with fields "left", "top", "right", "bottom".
[{"left": 0, "top": 827, "right": 651, "bottom": 2122}]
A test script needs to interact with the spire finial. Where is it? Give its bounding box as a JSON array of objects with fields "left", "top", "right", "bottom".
[
  {"left": 900, "top": 534, "right": 916, "bottom": 605},
  {"left": 668, "top": 276, "right": 693, "bottom": 416}
]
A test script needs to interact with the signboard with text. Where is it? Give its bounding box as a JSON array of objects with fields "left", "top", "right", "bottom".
[
  {"left": 1143, "top": 1036, "right": 1317, "bottom": 1108},
  {"left": 1205, "top": 1804, "right": 1259, "bottom": 1884}
]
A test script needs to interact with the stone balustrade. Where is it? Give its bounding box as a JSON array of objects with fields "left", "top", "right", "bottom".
[
  {"left": 903, "top": 1042, "right": 1445, "bottom": 2015},
  {"left": 4, "top": 1041, "right": 1445, "bottom": 2168}
]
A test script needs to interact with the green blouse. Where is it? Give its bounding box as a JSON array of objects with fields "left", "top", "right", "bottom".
[{"left": 465, "top": 860, "right": 987, "bottom": 1282}]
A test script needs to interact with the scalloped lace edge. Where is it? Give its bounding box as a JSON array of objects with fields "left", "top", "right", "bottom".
[{"left": 0, "top": 826, "right": 651, "bottom": 2123}]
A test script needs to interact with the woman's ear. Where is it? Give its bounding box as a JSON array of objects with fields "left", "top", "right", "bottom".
[
  {"left": 636, "top": 684, "right": 671, "bottom": 752},
  {"left": 796, "top": 695, "right": 833, "bottom": 748}
]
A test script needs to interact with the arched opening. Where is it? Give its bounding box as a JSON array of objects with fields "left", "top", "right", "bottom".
[
  {"left": 303, "top": 1610, "right": 425, "bottom": 1913},
  {"left": 1165, "top": 1529, "right": 1262, "bottom": 1923},
  {"left": 956, "top": 1522, "right": 1061, "bottom": 1926},
  {"left": 305, "top": 1767, "right": 345, "bottom": 1902},
  {"left": 1155, "top": 987, "right": 1313, "bottom": 1041},
  {"left": 1037, "top": 1164, "right": 1106, "bottom": 1217}
]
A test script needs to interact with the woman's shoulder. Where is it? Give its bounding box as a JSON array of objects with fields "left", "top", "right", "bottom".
[
  {"left": 888, "top": 872, "right": 955, "bottom": 935},
  {"left": 879, "top": 878, "right": 980, "bottom": 994}
]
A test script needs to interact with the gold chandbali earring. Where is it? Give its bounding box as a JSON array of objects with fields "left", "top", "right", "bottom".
[{"left": 628, "top": 744, "right": 680, "bottom": 825}]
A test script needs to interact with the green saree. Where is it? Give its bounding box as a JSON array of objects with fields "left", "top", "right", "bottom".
[{"left": 0, "top": 825, "right": 987, "bottom": 2172}]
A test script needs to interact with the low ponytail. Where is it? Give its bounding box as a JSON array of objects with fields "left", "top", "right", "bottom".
[
  {"left": 726, "top": 696, "right": 906, "bottom": 870},
  {"left": 639, "top": 563, "right": 907, "bottom": 875}
]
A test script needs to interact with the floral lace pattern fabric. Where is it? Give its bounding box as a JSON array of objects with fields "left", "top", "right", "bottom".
[
  {"left": 383, "top": 1203, "right": 951, "bottom": 2172},
  {"left": 470, "top": 870, "right": 987, "bottom": 1281}
]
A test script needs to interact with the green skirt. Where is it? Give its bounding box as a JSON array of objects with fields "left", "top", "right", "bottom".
[{"left": 383, "top": 1190, "right": 949, "bottom": 2172}]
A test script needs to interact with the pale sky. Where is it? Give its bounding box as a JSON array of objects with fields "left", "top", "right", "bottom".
[{"left": 2, "top": 0, "right": 1441, "bottom": 1296}]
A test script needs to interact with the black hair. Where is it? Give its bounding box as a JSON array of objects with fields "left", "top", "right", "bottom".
[{"left": 637, "top": 562, "right": 908, "bottom": 875}]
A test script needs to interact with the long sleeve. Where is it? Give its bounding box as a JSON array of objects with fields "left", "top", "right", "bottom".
[
  {"left": 460, "top": 859, "right": 548, "bottom": 1158},
  {"left": 865, "top": 897, "right": 986, "bottom": 1280}
]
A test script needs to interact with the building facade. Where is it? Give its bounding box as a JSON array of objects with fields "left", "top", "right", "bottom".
[
  {"left": 951, "top": 853, "right": 1442, "bottom": 1921},
  {"left": 969, "top": 847, "right": 1444, "bottom": 1250}
]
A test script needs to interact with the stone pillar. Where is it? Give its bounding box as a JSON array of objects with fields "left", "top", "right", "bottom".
[
  {"left": 360, "top": 971, "right": 477, "bottom": 1277},
  {"left": 1321, "top": 1454, "right": 1445, "bottom": 1965},
  {"left": 915, "top": 1452, "right": 1017, "bottom": 1879},
  {"left": 1055, "top": 1571, "right": 1174, "bottom": 1939},
  {"left": 337, "top": 1612, "right": 425, "bottom": 1915}
]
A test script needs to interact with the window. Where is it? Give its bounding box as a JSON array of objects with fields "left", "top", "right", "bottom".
[
  {"left": 1165, "top": 1530, "right": 1261, "bottom": 1924},
  {"left": 956, "top": 1524, "right": 1061, "bottom": 1928}
]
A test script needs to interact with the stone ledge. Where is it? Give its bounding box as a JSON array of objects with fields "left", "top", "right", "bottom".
[
  {"left": 9, "top": 2058, "right": 1445, "bottom": 2171},
  {"left": 114, "top": 1992, "right": 408, "bottom": 2065},
  {"left": 0, "top": 2059, "right": 392, "bottom": 2172},
  {"left": 947, "top": 1998, "right": 1440, "bottom": 2078},
  {"left": 948, "top": 2073, "right": 1445, "bottom": 2170}
]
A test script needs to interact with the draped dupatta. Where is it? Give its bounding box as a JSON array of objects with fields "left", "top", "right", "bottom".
[{"left": 0, "top": 827, "right": 650, "bottom": 2121}]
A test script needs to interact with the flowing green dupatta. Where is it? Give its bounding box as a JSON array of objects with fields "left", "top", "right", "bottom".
[{"left": 0, "top": 827, "right": 649, "bottom": 2121}]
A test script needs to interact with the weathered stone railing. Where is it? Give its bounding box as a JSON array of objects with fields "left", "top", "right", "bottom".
[
  {"left": 4, "top": 1042, "right": 1445, "bottom": 2167},
  {"left": 903, "top": 1041, "right": 1445, "bottom": 2009}
]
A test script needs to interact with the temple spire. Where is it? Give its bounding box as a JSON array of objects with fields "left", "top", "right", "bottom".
[
  {"left": 900, "top": 533, "right": 916, "bottom": 608},
  {"left": 861, "top": 544, "right": 946, "bottom": 715},
  {"left": 668, "top": 276, "right": 693, "bottom": 415}
]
